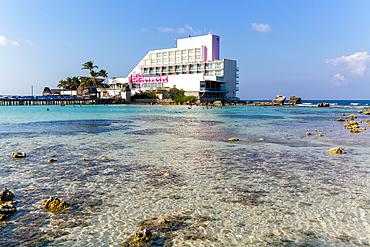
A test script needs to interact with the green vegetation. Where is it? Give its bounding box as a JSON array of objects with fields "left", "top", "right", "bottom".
[
  {"left": 131, "top": 91, "right": 159, "bottom": 100},
  {"left": 57, "top": 60, "right": 109, "bottom": 89},
  {"left": 168, "top": 87, "right": 196, "bottom": 103}
]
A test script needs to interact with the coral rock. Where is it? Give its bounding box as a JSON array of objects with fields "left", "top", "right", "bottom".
[
  {"left": 12, "top": 152, "right": 26, "bottom": 159},
  {"left": 326, "top": 147, "right": 344, "bottom": 154},
  {"left": 43, "top": 197, "right": 69, "bottom": 212},
  {"left": 0, "top": 188, "right": 14, "bottom": 202},
  {"left": 0, "top": 202, "right": 17, "bottom": 221},
  {"left": 228, "top": 138, "right": 239, "bottom": 142}
]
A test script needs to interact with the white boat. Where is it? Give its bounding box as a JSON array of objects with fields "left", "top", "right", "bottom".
[{"left": 272, "top": 95, "right": 286, "bottom": 104}]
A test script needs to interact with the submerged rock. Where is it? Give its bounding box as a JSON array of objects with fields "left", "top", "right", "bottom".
[
  {"left": 102, "top": 157, "right": 108, "bottom": 161},
  {"left": 228, "top": 138, "right": 239, "bottom": 142},
  {"left": 0, "top": 188, "right": 14, "bottom": 202},
  {"left": 11, "top": 152, "right": 26, "bottom": 159},
  {"left": 0, "top": 202, "right": 17, "bottom": 221},
  {"left": 125, "top": 229, "right": 152, "bottom": 246},
  {"left": 326, "top": 147, "right": 344, "bottom": 154},
  {"left": 48, "top": 159, "right": 57, "bottom": 163},
  {"left": 43, "top": 197, "right": 69, "bottom": 212},
  {"left": 317, "top": 103, "right": 330, "bottom": 107}
]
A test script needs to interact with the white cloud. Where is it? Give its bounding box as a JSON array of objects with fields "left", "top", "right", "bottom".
[
  {"left": 157, "top": 25, "right": 203, "bottom": 35},
  {"left": 329, "top": 73, "right": 348, "bottom": 86},
  {"left": 251, "top": 23, "right": 272, "bottom": 33},
  {"left": 0, "top": 35, "right": 20, "bottom": 46},
  {"left": 326, "top": 51, "right": 370, "bottom": 76},
  {"left": 157, "top": 27, "right": 174, "bottom": 33}
]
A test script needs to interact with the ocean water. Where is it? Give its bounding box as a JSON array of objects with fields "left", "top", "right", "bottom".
[{"left": 0, "top": 103, "right": 369, "bottom": 246}]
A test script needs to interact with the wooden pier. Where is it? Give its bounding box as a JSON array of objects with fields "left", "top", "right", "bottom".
[{"left": 0, "top": 98, "right": 125, "bottom": 106}]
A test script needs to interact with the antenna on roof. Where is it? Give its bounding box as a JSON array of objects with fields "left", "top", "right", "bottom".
[{"left": 208, "top": 31, "right": 211, "bottom": 35}]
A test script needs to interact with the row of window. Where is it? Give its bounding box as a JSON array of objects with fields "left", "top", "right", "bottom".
[
  {"left": 139, "top": 69, "right": 223, "bottom": 76},
  {"left": 149, "top": 48, "right": 203, "bottom": 65},
  {"left": 142, "top": 63, "right": 223, "bottom": 73}
]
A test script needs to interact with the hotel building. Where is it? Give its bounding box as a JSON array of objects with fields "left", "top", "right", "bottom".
[{"left": 108, "top": 33, "right": 239, "bottom": 101}]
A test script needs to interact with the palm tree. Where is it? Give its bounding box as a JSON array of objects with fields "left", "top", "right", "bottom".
[
  {"left": 80, "top": 77, "right": 92, "bottom": 87},
  {"left": 98, "top": 69, "right": 108, "bottom": 81},
  {"left": 81, "top": 61, "right": 98, "bottom": 72},
  {"left": 71, "top": 76, "right": 81, "bottom": 90},
  {"left": 57, "top": 79, "right": 67, "bottom": 89},
  {"left": 90, "top": 70, "right": 98, "bottom": 87}
]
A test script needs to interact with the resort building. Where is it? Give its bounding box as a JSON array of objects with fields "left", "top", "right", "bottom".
[{"left": 108, "top": 33, "right": 239, "bottom": 101}]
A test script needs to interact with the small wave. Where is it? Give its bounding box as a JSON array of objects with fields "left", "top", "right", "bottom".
[{"left": 351, "top": 103, "right": 360, "bottom": 106}]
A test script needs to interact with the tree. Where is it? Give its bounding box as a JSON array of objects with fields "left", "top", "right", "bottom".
[
  {"left": 90, "top": 70, "right": 98, "bottom": 87},
  {"left": 168, "top": 86, "right": 196, "bottom": 103},
  {"left": 80, "top": 77, "right": 92, "bottom": 87},
  {"left": 57, "top": 79, "right": 67, "bottom": 89},
  {"left": 81, "top": 61, "right": 98, "bottom": 72}
]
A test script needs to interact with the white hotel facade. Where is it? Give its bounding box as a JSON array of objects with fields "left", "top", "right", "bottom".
[{"left": 108, "top": 33, "right": 239, "bottom": 101}]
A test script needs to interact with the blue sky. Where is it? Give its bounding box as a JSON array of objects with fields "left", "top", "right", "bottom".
[{"left": 1, "top": 0, "right": 370, "bottom": 100}]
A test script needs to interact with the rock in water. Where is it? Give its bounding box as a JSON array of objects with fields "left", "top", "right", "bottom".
[
  {"left": 228, "top": 138, "right": 239, "bottom": 142},
  {"left": 125, "top": 229, "right": 152, "bottom": 245},
  {"left": 43, "top": 197, "right": 69, "bottom": 212},
  {"left": 0, "top": 188, "right": 14, "bottom": 202},
  {"left": 0, "top": 202, "right": 17, "bottom": 220},
  {"left": 326, "top": 147, "right": 344, "bottom": 154},
  {"left": 288, "top": 96, "right": 302, "bottom": 104},
  {"left": 11, "top": 152, "right": 26, "bottom": 158}
]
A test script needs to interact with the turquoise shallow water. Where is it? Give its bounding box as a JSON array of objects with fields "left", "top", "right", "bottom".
[{"left": 0, "top": 104, "right": 369, "bottom": 246}]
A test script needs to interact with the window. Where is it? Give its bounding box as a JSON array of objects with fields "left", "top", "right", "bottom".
[
  {"left": 169, "top": 66, "right": 174, "bottom": 72},
  {"left": 140, "top": 68, "right": 144, "bottom": 73},
  {"left": 182, "top": 50, "right": 187, "bottom": 55},
  {"left": 157, "top": 53, "right": 161, "bottom": 58},
  {"left": 198, "top": 64, "right": 204, "bottom": 70},
  {"left": 215, "top": 63, "right": 222, "bottom": 69},
  {"left": 169, "top": 57, "right": 174, "bottom": 63},
  {"left": 176, "top": 66, "right": 182, "bottom": 72},
  {"left": 205, "top": 63, "right": 214, "bottom": 70},
  {"left": 189, "top": 56, "right": 194, "bottom": 61},
  {"left": 182, "top": 57, "right": 187, "bottom": 62},
  {"left": 196, "top": 48, "right": 201, "bottom": 54},
  {"left": 215, "top": 70, "right": 222, "bottom": 76},
  {"left": 183, "top": 65, "right": 188, "bottom": 71},
  {"left": 176, "top": 57, "right": 180, "bottom": 63},
  {"left": 169, "top": 51, "right": 174, "bottom": 56},
  {"left": 163, "top": 53, "right": 167, "bottom": 57},
  {"left": 189, "top": 49, "right": 194, "bottom": 55},
  {"left": 157, "top": 59, "right": 161, "bottom": 64},
  {"left": 175, "top": 51, "right": 180, "bottom": 56},
  {"left": 196, "top": 55, "right": 201, "bottom": 60},
  {"left": 190, "top": 65, "right": 197, "bottom": 71},
  {"left": 163, "top": 58, "right": 168, "bottom": 64},
  {"left": 151, "top": 59, "right": 156, "bottom": 65},
  {"left": 205, "top": 70, "right": 214, "bottom": 76}
]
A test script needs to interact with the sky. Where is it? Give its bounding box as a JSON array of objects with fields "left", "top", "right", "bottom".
[{"left": 1, "top": 0, "right": 370, "bottom": 100}]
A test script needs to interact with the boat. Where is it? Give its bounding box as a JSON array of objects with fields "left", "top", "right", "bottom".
[{"left": 272, "top": 95, "right": 286, "bottom": 104}]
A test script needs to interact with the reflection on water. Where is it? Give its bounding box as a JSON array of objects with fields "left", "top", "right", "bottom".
[{"left": 0, "top": 105, "right": 369, "bottom": 246}]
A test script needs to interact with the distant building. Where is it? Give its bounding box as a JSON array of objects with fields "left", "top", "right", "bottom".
[{"left": 109, "top": 33, "right": 239, "bottom": 101}]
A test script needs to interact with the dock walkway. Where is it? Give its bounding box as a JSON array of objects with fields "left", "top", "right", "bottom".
[{"left": 0, "top": 98, "right": 125, "bottom": 106}]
